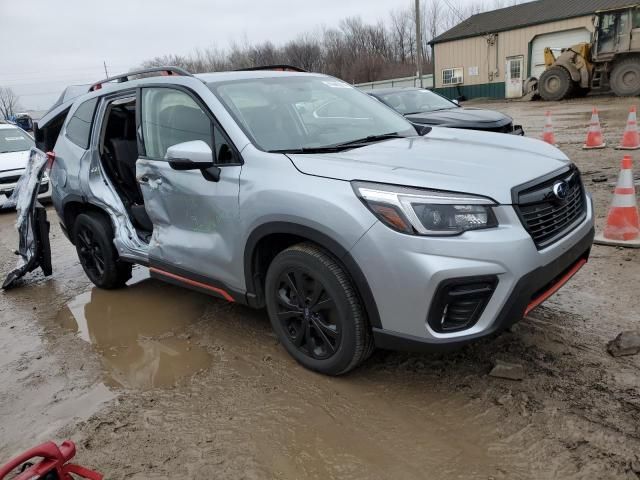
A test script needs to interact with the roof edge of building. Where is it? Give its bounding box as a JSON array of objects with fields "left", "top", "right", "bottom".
[{"left": 429, "top": 12, "right": 593, "bottom": 46}]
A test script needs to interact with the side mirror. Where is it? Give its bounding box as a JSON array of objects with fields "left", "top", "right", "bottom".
[
  {"left": 452, "top": 99, "right": 460, "bottom": 106},
  {"left": 414, "top": 124, "right": 432, "bottom": 136},
  {"left": 166, "top": 140, "right": 215, "bottom": 170}
]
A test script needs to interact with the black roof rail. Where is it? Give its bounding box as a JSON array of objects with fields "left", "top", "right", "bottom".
[
  {"left": 89, "top": 66, "right": 193, "bottom": 92},
  {"left": 235, "top": 64, "right": 307, "bottom": 73}
]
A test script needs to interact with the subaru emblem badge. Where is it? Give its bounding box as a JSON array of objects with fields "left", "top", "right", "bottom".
[{"left": 553, "top": 181, "right": 569, "bottom": 201}]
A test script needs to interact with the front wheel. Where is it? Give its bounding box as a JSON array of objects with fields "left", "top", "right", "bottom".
[
  {"left": 539, "top": 66, "right": 574, "bottom": 101},
  {"left": 265, "top": 243, "right": 373, "bottom": 375},
  {"left": 73, "top": 213, "right": 132, "bottom": 289}
]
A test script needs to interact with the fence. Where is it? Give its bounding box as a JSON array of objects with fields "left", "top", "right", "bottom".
[{"left": 355, "top": 74, "right": 434, "bottom": 90}]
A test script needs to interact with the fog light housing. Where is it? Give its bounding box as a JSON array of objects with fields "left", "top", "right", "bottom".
[{"left": 428, "top": 276, "right": 498, "bottom": 333}]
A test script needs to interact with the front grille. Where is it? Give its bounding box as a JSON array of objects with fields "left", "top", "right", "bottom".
[
  {"left": 0, "top": 174, "right": 22, "bottom": 184},
  {"left": 485, "top": 122, "right": 514, "bottom": 134},
  {"left": 428, "top": 277, "right": 498, "bottom": 333},
  {"left": 459, "top": 123, "right": 514, "bottom": 134},
  {"left": 0, "top": 182, "right": 47, "bottom": 198},
  {"left": 514, "top": 167, "right": 586, "bottom": 249}
]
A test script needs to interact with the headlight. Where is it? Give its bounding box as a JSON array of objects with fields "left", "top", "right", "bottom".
[{"left": 352, "top": 181, "right": 498, "bottom": 236}]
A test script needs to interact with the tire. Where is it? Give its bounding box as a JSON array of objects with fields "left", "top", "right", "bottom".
[
  {"left": 265, "top": 243, "right": 374, "bottom": 375},
  {"left": 539, "top": 66, "right": 575, "bottom": 101},
  {"left": 610, "top": 57, "right": 640, "bottom": 97},
  {"left": 73, "top": 213, "right": 132, "bottom": 289}
]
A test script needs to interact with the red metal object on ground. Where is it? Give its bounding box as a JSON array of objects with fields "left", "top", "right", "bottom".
[{"left": 0, "top": 441, "right": 102, "bottom": 480}]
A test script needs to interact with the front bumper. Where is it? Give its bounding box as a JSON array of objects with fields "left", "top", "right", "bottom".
[
  {"left": 0, "top": 177, "right": 52, "bottom": 206},
  {"left": 349, "top": 195, "right": 594, "bottom": 351}
]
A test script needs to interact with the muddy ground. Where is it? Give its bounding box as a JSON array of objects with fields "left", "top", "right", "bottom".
[{"left": 1, "top": 96, "right": 639, "bottom": 479}]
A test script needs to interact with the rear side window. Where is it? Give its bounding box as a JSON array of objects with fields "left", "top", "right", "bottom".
[{"left": 66, "top": 98, "right": 98, "bottom": 149}]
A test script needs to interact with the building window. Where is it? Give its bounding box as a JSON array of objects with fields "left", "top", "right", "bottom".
[
  {"left": 509, "top": 59, "right": 521, "bottom": 79},
  {"left": 442, "top": 68, "right": 464, "bottom": 86}
]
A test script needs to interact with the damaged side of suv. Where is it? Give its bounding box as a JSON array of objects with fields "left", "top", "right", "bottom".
[{"left": 18, "top": 66, "right": 594, "bottom": 375}]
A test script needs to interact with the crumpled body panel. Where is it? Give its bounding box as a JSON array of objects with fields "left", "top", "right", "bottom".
[{"left": 2, "top": 148, "right": 52, "bottom": 289}]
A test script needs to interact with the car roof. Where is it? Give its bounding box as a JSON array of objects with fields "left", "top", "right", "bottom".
[
  {"left": 196, "top": 70, "right": 326, "bottom": 84},
  {"left": 55, "top": 70, "right": 326, "bottom": 105},
  {"left": 41, "top": 69, "right": 333, "bottom": 122}
]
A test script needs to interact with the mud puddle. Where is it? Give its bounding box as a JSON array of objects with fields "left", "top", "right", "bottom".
[{"left": 56, "top": 271, "right": 212, "bottom": 390}]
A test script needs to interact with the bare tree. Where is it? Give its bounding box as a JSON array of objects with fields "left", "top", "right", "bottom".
[
  {"left": 137, "top": 0, "right": 531, "bottom": 85},
  {"left": 390, "top": 8, "right": 411, "bottom": 63},
  {"left": 0, "top": 87, "right": 20, "bottom": 120},
  {"left": 283, "top": 35, "right": 323, "bottom": 71}
]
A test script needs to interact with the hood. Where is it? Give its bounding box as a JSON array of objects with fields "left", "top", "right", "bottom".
[
  {"left": 0, "top": 150, "right": 29, "bottom": 173},
  {"left": 286, "top": 127, "right": 570, "bottom": 204},
  {"left": 406, "top": 107, "right": 511, "bottom": 128}
]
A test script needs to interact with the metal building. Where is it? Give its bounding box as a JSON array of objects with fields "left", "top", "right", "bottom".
[{"left": 430, "top": 0, "right": 636, "bottom": 99}]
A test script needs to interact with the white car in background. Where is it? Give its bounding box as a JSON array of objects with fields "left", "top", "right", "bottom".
[{"left": 0, "top": 123, "right": 51, "bottom": 206}]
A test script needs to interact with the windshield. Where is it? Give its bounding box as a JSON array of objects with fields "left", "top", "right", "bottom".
[
  {"left": 209, "top": 76, "right": 416, "bottom": 152},
  {"left": 0, "top": 127, "right": 34, "bottom": 154},
  {"left": 376, "top": 89, "right": 457, "bottom": 115}
]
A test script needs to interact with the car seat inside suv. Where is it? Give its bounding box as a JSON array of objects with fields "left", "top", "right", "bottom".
[{"left": 101, "top": 100, "right": 153, "bottom": 234}]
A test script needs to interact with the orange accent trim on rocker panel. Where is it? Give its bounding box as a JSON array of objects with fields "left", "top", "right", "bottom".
[{"left": 149, "top": 267, "right": 235, "bottom": 302}]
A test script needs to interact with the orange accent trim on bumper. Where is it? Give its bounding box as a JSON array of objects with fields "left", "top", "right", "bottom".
[
  {"left": 524, "top": 258, "right": 587, "bottom": 316},
  {"left": 149, "top": 267, "right": 235, "bottom": 302}
]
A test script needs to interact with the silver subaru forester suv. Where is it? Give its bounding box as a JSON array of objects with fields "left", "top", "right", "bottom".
[{"left": 34, "top": 66, "right": 594, "bottom": 375}]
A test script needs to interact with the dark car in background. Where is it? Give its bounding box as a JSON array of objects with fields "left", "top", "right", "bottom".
[
  {"left": 8, "top": 113, "right": 34, "bottom": 132},
  {"left": 367, "top": 88, "right": 524, "bottom": 136}
]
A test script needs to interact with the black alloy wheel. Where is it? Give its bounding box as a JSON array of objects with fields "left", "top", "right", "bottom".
[
  {"left": 275, "top": 268, "right": 340, "bottom": 360},
  {"left": 76, "top": 225, "right": 106, "bottom": 280},
  {"left": 265, "top": 243, "right": 374, "bottom": 375},
  {"left": 73, "top": 213, "right": 132, "bottom": 289}
]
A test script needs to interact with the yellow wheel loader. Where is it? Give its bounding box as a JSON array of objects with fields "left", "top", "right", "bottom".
[{"left": 537, "top": 5, "right": 640, "bottom": 101}]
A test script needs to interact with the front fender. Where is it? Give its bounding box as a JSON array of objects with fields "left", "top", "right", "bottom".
[{"left": 242, "top": 221, "right": 382, "bottom": 329}]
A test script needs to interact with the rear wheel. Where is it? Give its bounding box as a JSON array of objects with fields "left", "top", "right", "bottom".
[
  {"left": 73, "top": 213, "right": 132, "bottom": 289},
  {"left": 265, "top": 243, "right": 373, "bottom": 375},
  {"left": 610, "top": 57, "right": 640, "bottom": 97},
  {"left": 539, "top": 66, "right": 574, "bottom": 101}
]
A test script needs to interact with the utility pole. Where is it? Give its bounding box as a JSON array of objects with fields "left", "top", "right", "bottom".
[
  {"left": 415, "top": 0, "right": 423, "bottom": 88},
  {"left": 103, "top": 61, "right": 109, "bottom": 78}
]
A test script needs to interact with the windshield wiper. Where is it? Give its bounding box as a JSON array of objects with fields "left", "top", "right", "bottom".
[
  {"left": 330, "top": 132, "right": 405, "bottom": 148},
  {"left": 268, "top": 133, "right": 406, "bottom": 154},
  {"left": 405, "top": 107, "right": 455, "bottom": 115},
  {"left": 268, "top": 146, "right": 355, "bottom": 154}
]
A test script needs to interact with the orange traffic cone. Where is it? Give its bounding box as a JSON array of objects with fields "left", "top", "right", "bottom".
[
  {"left": 541, "top": 111, "right": 557, "bottom": 146},
  {"left": 595, "top": 155, "right": 640, "bottom": 248},
  {"left": 617, "top": 106, "right": 640, "bottom": 150},
  {"left": 583, "top": 107, "right": 606, "bottom": 149}
]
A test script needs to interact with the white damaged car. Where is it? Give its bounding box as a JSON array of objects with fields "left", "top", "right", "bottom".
[{"left": 0, "top": 123, "right": 51, "bottom": 206}]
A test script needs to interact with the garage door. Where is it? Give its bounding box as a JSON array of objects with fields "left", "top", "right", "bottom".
[{"left": 531, "top": 28, "right": 592, "bottom": 79}]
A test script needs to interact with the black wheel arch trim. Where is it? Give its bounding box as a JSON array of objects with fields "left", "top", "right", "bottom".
[
  {"left": 59, "top": 195, "right": 113, "bottom": 244},
  {"left": 243, "top": 222, "right": 382, "bottom": 329}
]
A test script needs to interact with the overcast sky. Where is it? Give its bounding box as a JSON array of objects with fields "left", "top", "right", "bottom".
[{"left": 1, "top": 0, "right": 406, "bottom": 111}]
